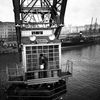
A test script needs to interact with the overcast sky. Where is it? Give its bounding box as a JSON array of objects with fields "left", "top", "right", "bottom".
[{"left": 0, "top": 0, "right": 100, "bottom": 26}]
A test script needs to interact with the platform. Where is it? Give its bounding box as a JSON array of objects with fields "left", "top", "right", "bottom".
[{"left": 6, "top": 80, "right": 67, "bottom": 100}]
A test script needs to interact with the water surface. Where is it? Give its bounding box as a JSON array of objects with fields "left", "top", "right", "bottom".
[
  {"left": 0, "top": 44, "right": 100, "bottom": 100},
  {"left": 61, "top": 44, "right": 100, "bottom": 100}
]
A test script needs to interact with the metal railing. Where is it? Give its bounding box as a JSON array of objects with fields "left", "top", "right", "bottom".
[
  {"left": 6, "top": 64, "right": 25, "bottom": 82},
  {"left": 5, "top": 60, "right": 73, "bottom": 82}
]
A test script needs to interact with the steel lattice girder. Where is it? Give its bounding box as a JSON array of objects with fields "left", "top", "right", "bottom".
[{"left": 12, "top": 0, "right": 67, "bottom": 28}]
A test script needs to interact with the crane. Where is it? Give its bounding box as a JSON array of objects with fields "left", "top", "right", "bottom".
[
  {"left": 6, "top": 0, "right": 73, "bottom": 100},
  {"left": 12, "top": 0, "right": 68, "bottom": 61}
]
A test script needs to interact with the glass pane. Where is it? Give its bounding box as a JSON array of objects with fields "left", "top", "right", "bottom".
[
  {"left": 49, "top": 57, "right": 53, "bottom": 61},
  {"left": 26, "top": 51, "right": 31, "bottom": 54},
  {"left": 32, "top": 59, "right": 37, "bottom": 63},
  {"left": 32, "top": 50, "right": 37, "bottom": 53},
  {"left": 38, "top": 49, "right": 42, "bottom": 53},
  {"left": 38, "top": 46, "right": 42, "bottom": 49},
  {"left": 54, "top": 53, "right": 59, "bottom": 56},
  {"left": 49, "top": 53, "right": 53, "bottom": 57},
  {"left": 43, "top": 46, "right": 48, "bottom": 50},
  {"left": 49, "top": 45, "right": 53, "bottom": 49},
  {"left": 26, "top": 46, "right": 31, "bottom": 50},
  {"left": 32, "top": 46, "right": 37, "bottom": 50},
  {"left": 54, "top": 45, "right": 58, "bottom": 48},
  {"left": 27, "top": 59, "right": 32, "bottom": 63},
  {"left": 32, "top": 54, "right": 37, "bottom": 58},
  {"left": 49, "top": 49, "right": 53, "bottom": 52},
  {"left": 55, "top": 56, "right": 59, "bottom": 61},
  {"left": 44, "top": 54, "right": 48, "bottom": 58},
  {"left": 26, "top": 55, "right": 31, "bottom": 58}
]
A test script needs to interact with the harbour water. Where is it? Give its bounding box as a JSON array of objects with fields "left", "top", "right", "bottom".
[
  {"left": 0, "top": 44, "right": 100, "bottom": 100},
  {"left": 62, "top": 44, "right": 100, "bottom": 100}
]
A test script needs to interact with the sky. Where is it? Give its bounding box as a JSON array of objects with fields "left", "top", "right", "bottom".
[{"left": 0, "top": 0, "right": 100, "bottom": 26}]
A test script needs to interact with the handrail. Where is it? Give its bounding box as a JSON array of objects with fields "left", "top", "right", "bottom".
[
  {"left": 61, "top": 60, "right": 73, "bottom": 75},
  {"left": 5, "top": 60, "right": 73, "bottom": 82},
  {"left": 26, "top": 68, "right": 60, "bottom": 73}
]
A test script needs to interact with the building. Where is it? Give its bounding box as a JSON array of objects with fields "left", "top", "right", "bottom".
[{"left": 0, "top": 21, "right": 16, "bottom": 42}]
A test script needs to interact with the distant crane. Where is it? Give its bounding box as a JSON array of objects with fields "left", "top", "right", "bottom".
[{"left": 89, "top": 17, "right": 93, "bottom": 35}]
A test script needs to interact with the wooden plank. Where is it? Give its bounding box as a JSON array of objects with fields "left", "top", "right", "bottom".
[{"left": 25, "top": 77, "right": 60, "bottom": 85}]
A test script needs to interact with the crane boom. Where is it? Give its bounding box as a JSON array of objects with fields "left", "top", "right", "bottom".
[{"left": 12, "top": 0, "right": 68, "bottom": 38}]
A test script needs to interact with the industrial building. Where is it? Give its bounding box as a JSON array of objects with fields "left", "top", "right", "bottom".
[{"left": 0, "top": 21, "right": 16, "bottom": 42}]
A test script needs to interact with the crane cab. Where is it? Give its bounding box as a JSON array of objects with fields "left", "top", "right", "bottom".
[{"left": 21, "top": 29, "right": 62, "bottom": 84}]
